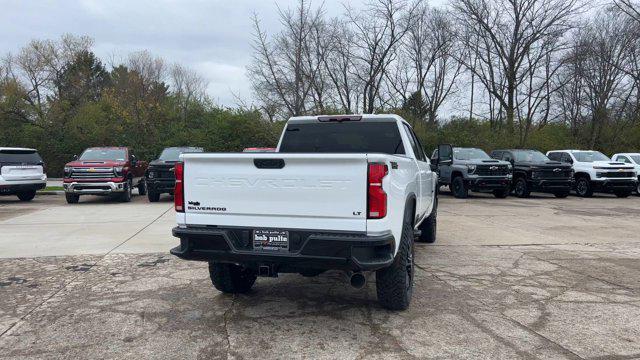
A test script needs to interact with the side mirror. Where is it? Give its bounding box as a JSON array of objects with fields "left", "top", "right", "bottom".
[
  {"left": 131, "top": 154, "right": 138, "bottom": 166},
  {"left": 73, "top": 154, "right": 78, "bottom": 160},
  {"left": 438, "top": 144, "right": 453, "bottom": 165}
]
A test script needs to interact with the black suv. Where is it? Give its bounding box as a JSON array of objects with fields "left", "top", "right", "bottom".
[
  {"left": 145, "top": 147, "right": 203, "bottom": 202},
  {"left": 490, "top": 149, "right": 573, "bottom": 198}
]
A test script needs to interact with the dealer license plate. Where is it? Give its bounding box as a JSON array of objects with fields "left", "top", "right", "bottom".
[{"left": 253, "top": 229, "right": 289, "bottom": 252}]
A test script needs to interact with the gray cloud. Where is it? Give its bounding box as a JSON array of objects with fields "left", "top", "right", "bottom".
[{"left": 0, "top": 0, "right": 444, "bottom": 106}]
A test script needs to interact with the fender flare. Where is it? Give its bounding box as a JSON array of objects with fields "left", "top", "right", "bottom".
[
  {"left": 574, "top": 171, "right": 591, "bottom": 181},
  {"left": 404, "top": 193, "right": 417, "bottom": 227}
]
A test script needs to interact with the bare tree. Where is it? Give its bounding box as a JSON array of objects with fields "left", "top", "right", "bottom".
[
  {"left": 557, "top": 12, "right": 635, "bottom": 148},
  {"left": 128, "top": 50, "right": 166, "bottom": 90},
  {"left": 248, "top": 0, "right": 327, "bottom": 118},
  {"left": 614, "top": 0, "right": 640, "bottom": 25},
  {"left": 5, "top": 34, "right": 92, "bottom": 124},
  {"left": 388, "top": 5, "right": 462, "bottom": 124},
  {"left": 322, "top": 20, "right": 361, "bottom": 113},
  {"left": 346, "top": 0, "right": 416, "bottom": 113},
  {"left": 170, "top": 64, "right": 208, "bottom": 122},
  {"left": 452, "top": 0, "right": 580, "bottom": 133}
]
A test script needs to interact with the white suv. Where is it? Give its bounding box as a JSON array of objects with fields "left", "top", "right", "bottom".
[
  {"left": 547, "top": 150, "right": 637, "bottom": 198},
  {"left": 611, "top": 153, "right": 640, "bottom": 195},
  {"left": 0, "top": 147, "right": 47, "bottom": 201}
]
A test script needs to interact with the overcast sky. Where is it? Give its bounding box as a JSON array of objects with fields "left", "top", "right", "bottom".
[{"left": 1, "top": 0, "right": 446, "bottom": 107}]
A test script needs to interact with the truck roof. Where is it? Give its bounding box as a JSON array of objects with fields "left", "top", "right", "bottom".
[
  {"left": 0, "top": 147, "right": 37, "bottom": 152},
  {"left": 86, "top": 146, "right": 128, "bottom": 150},
  {"left": 548, "top": 150, "right": 598, "bottom": 153},
  {"left": 287, "top": 114, "right": 406, "bottom": 125},
  {"left": 493, "top": 149, "right": 539, "bottom": 152}
]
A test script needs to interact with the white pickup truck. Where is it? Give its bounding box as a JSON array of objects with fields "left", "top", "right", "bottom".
[
  {"left": 547, "top": 150, "right": 638, "bottom": 197},
  {"left": 171, "top": 114, "right": 439, "bottom": 310},
  {"left": 611, "top": 153, "right": 640, "bottom": 195}
]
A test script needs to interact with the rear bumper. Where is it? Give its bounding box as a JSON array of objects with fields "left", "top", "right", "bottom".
[
  {"left": 590, "top": 179, "right": 638, "bottom": 192},
  {"left": 63, "top": 181, "right": 127, "bottom": 194},
  {"left": 0, "top": 182, "right": 46, "bottom": 195},
  {"left": 170, "top": 226, "right": 396, "bottom": 272},
  {"left": 467, "top": 177, "right": 511, "bottom": 191},
  {"left": 529, "top": 179, "right": 572, "bottom": 192},
  {"left": 146, "top": 178, "right": 174, "bottom": 193}
]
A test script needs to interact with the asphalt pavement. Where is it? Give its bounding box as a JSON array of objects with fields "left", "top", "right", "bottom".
[{"left": 1, "top": 191, "right": 639, "bottom": 359}]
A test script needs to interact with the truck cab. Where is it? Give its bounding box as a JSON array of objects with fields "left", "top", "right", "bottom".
[
  {"left": 170, "top": 114, "right": 439, "bottom": 310},
  {"left": 610, "top": 153, "right": 640, "bottom": 195},
  {"left": 490, "top": 149, "right": 573, "bottom": 198},
  {"left": 0, "top": 147, "right": 47, "bottom": 202},
  {"left": 145, "top": 147, "right": 203, "bottom": 202},
  {"left": 63, "top": 147, "right": 148, "bottom": 203},
  {"left": 432, "top": 146, "right": 512, "bottom": 198},
  {"left": 547, "top": 150, "right": 637, "bottom": 198}
]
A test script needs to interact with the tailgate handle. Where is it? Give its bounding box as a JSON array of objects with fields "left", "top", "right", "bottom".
[{"left": 254, "top": 159, "right": 285, "bottom": 169}]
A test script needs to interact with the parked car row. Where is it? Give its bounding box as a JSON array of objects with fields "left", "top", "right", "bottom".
[
  {"left": 431, "top": 146, "right": 640, "bottom": 199},
  {"left": 2, "top": 141, "right": 639, "bottom": 204}
]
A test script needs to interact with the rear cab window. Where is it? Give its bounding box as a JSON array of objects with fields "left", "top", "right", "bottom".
[
  {"left": 0, "top": 149, "right": 43, "bottom": 164},
  {"left": 279, "top": 121, "right": 406, "bottom": 155}
]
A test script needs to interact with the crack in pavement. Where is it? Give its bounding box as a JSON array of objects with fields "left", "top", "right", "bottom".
[
  {"left": 415, "top": 258, "right": 587, "bottom": 359},
  {"left": 222, "top": 295, "right": 236, "bottom": 360}
]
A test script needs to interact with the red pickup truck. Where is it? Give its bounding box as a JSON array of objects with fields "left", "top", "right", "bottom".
[{"left": 62, "top": 147, "right": 148, "bottom": 203}]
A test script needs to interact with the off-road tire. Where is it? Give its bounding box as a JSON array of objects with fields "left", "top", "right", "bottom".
[
  {"left": 65, "top": 193, "right": 79, "bottom": 204},
  {"left": 17, "top": 190, "right": 36, "bottom": 202},
  {"left": 614, "top": 190, "right": 632, "bottom": 198},
  {"left": 554, "top": 191, "right": 570, "bottom": 198},
  {"left": 575, "top": 177, "right": 593, "bottom": 197},
  {"left": 138, "top": 180, "right": 147, "bottom": 195},
  {"left": 376, "top": 208, "right": 414, "bottom": 311},
  {"left": 120, "top": 180, "right": 132, "bottom": 202},
  {"left": 493, "top": 189, "right": 509, "bottom": 198},
  {"left": 209, "top": 262, "right": 257, "bottom": 294},
  {"left": 513, "top": 177, "right": 530, "bottom": 198},
  {"left": 147, "top": 191, "right": 160, "bottom": 202},
  {"left": 417, "top": 196, "right": 437, "bottom": 243},
  {"left": 636, "top": 179, "right": 640, "bottom": 196},
  {"left": 451, "top": 176, "right": 468, "bottom": 199}
]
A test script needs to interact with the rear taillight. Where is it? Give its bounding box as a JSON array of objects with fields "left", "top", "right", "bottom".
[
  {"left": 367, "top": 163, "right": 388, "bottom": 219},
  {"left": 174, "top": 162, "right": 184, "bottom": 212}
]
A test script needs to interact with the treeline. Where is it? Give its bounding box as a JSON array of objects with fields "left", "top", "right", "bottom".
[
  {"left": 250, "top": 0, "right": 640, "bottom": 151},
  {"left": 0, "top": 35, "right": 281, "bottom": 176}
]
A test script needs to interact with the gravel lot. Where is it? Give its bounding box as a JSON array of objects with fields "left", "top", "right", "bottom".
[{"left": 1, "top": 192, "right": 639, "bottom": 359}]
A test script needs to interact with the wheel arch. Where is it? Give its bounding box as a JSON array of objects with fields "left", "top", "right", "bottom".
[
  {"left": 513, "top": 170, "right": 528, "bottom": 179},
  {"left": 451, "top": 170, "right": 464, "bottom": 179},
  {"left": 574, "top": 171, "right": 591, "bottom": 180}
]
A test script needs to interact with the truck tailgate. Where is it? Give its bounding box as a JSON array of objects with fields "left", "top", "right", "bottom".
[{"left": 183, "top": 153, "right": 369, "bottom": 232}]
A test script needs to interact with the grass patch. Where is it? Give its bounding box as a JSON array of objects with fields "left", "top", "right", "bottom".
[{"left": 41, "top": 186, "right": 64, "bottom": 191}]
